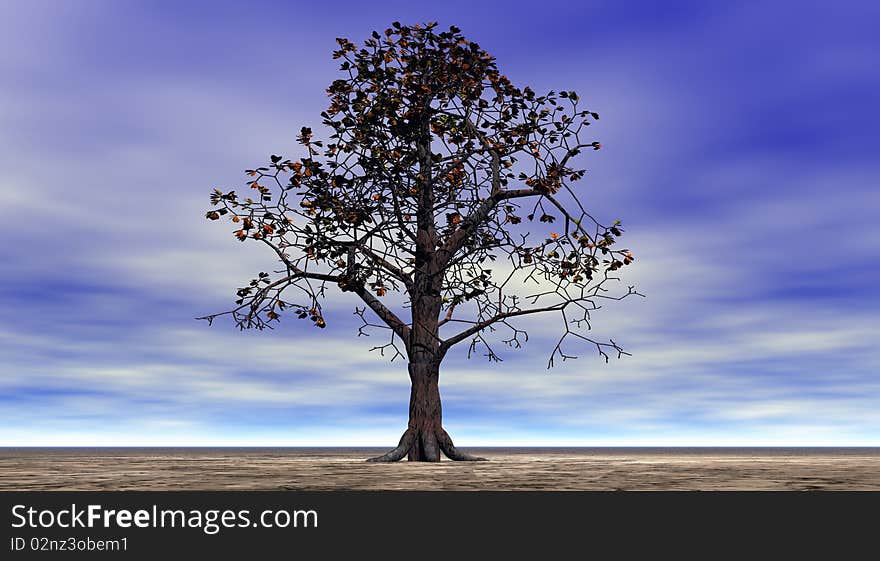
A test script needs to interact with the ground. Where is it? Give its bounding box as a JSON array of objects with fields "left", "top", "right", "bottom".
[{"left": 2, "top": 448, "right": 879, "bottom": 491}]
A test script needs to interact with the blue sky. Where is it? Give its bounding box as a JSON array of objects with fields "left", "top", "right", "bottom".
[{"left": 1, "top": 0, "right": 878, "bottom": 446}]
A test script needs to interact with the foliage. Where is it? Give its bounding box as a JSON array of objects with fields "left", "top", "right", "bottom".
[{"left": 200, "top": 22, "right": 640, "bottom": 367}]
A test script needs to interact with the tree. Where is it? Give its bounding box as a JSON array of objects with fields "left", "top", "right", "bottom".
[{"left": 199, "top": 22, "right": 641, "bottom": 462}]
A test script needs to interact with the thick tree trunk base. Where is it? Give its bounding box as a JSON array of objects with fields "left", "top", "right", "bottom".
[
  {"left": 368, "top": 360, "right": 485, "bottom": 462},
  {"left": 366, "top": 428, "right": 487, "bottom": 462}
]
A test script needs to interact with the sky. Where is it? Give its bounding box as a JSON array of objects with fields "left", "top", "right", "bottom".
[{"left": 1, "top": 0, "right": 878, "bottom": 446}]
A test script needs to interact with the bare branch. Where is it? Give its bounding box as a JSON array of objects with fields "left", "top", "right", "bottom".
[{"left": 440, "top": 303, "right": 565, "bottom": 354}]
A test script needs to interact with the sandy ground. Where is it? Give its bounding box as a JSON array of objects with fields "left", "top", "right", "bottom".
[{"left": 1, "top": 448, "right": 879, "bottom": 491}]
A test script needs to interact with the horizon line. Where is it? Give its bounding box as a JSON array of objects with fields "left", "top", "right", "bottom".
[{"left": 3, "top": 444, "right": 879, "bottom": 449}]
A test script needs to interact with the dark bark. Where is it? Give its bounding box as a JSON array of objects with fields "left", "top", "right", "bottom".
[
  {"left": 367, "top": 361, "right": 487, "bottom": 462},
  {"left": 364, "top": 428, "right": 414, "bottom": 463},
  {"left": 366, "top": 121, "right": 487, "bottom": 463}
]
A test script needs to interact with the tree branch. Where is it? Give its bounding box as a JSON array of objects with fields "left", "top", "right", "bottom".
[
  {"left": 352, "top": 284, "right": 411, "bottom": 345},
  {"left": 436, "top": 188, "right": 539, "bottom": 267},
  {"left": 339, "top": 240, "right": 414, "bottom": 290},
  {"left": 439, "top": 302, "right": 566, "bottom": 354}
]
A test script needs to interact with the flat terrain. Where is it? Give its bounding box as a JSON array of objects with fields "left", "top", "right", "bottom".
[{"left": 2, "top": 448, "right": 878, "bottom": 491}]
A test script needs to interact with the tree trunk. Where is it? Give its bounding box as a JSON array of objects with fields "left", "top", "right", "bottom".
[
  {"left": 407, "top": 362, "right": 442, "bottom": 461},
  {"left": 365, "top": 133, "right": 485, "bottom": 463},
  {"left": 366, "top": 361, "right": 486, "bottom": 462}
]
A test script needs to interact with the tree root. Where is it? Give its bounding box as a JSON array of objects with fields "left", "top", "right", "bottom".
[
  {"left": 366, "top": 427, "right": 487, "bottom": 462},
  {"left": 366, "top": 428, "right": 415, "bottom": 462},
  {"left": 437, "top": 428, "right": 487, "bottom": 461}
]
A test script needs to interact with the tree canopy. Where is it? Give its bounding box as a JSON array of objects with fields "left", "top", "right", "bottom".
[{"left": 200, "top": 21, "right": 640, "bottom": 369}]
